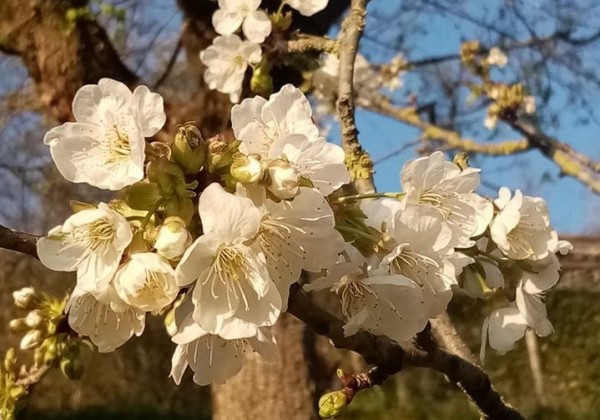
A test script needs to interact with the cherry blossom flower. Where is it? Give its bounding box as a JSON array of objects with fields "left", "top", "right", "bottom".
[
  {"left": 363, "top": 202, "right": 456, "bottom": 318},
  {"left": 37, "top": 203, "right": 132, "bottom": 292},
  {"left": 481, "top": 306, "right": 527, "bottom": 356},
  {"left": 480, "top": 240, "right": 570, "bottom": 357},
  {"left": 44, "top": 78, "right": 166, "bottom": 190},
  {"left": 231, "top": 86, "right": 349, "bottom": 197},
  {"left": 154, "top": 217, "right": 192, "bottom": 260},
  {"left": 170, "top": 309, "right": 276, "bottom": 385},
  {"left": 200, "top": 35, "right": 262, "bottom": 103},
  {"left": 232, "top": 84, "right": 320, "bottom": 150},
  {"left": 285, "top": 0, "right": 329, "bottom": 16},
  {"left": 400, "top": 151, "right": 493, "bottom": 248},
  {"left": 175, "top": 183, "right": 282, "bottom": 334},
  {"left": 490, "top": 187, "right": 557, "bottom": 260},
  {"left": 241, "top": 186, "right": 345, "bottom": 307},
  {"left": 305, "top": 247, "right": 428, "bottom": 343},
  {"left": 113, "top": 252, "right": 179, "bottom": 313},
  {"left": 486, "top": 47, "right": 508, "bottom": 67},
  {"left": 66, "top": 284, "right": 145, "bottom": 352},
  {"left": 212, "top": 0, "right": 272, "bottom": 43}
]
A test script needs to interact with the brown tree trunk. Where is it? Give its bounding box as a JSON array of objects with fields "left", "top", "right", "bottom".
[{"left": 212, "top": 315, "right": 319, "bottom": 420}]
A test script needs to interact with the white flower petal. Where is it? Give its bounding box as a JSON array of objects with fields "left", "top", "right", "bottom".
[
  {"left": 132, "top": 85, "right": 167, "bottom": 137},
  {"left": 487, "top": 307, "right": 527, "bottom": 353},
  {"left": 212, "top": 9, "right": 244, "bottom": 36},
  {"left": 242, "top": 10, "right": 272, "bottom": 43},
  {"left": 199, "top": 183, "right": 261, "bottom": 242}
]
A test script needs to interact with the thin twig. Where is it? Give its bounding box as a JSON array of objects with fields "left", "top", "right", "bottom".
[{"left": 154, "top": 37, "right": 183, "bottom": 89}]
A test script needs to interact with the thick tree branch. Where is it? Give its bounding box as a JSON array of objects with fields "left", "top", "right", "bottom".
[
  {"left": 0, "top": 224, "right": 39, "bottom": 260},
  {"left": 287, "top": 285, "right": 523, "bottom": 419}
]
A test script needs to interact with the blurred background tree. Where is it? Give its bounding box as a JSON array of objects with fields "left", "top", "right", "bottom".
[{"left": 0, "top": 0, "right": 599, "bottom": 419}]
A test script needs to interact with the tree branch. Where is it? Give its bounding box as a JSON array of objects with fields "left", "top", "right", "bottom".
[
  {"left": 358, "top": 91, "right": 529, "bottom": 155},
  {"left": 508, "top": 118, "right": 600, "bottom": 193},
  {"left": 0, "top": 224, "right": 39, "bottom": 259},
  {"left": 358, "top": 90, "right": 600, "bottom": 193},
  {"left": 287, "top": 285, "right": 523, "bottom": 419},
  {"left": 336, "top": 0, "right": 375, "bottom": 194}
]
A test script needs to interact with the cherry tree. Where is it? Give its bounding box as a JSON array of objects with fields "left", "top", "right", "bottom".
[{"left": 2, "top": 0, "right": 594, "bottom": 419}]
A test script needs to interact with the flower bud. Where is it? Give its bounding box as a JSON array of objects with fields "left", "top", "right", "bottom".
[
  {"left": 522, "top": 96, "right": 536, "bottom": 114},
  {"left": 155, "top": 217, "right": 192, "bottom": 260},
  {"left": 20, "top": 329, "right": 43, "bottom": 350},
  {"left": 4, "top": 348, "right": 16, "bottom": 372},
  {"left": 318, "top": 391, "right": 349, "bottom": 418},
  {"left": 172, "top": 124, "right": 207, "bottom": 174},
  {"left": 114, "top": 253, "right": 179, "bottom": 313},
  {"left": 12, "top": 287, "right": 37, "bottom": 309},
  {"left": 24, "top": 310, "right": 44, "bottom": 329},
  {"left": 207, "top": 136, "right": 240, "bottom": 173},
  {"left": 164, "top": 308, "right": 178, "bottom": 337},
  {"left": 230, "top": 154, "right": 263, "bottom": 183},
  {"left": 487, "top": 47, "right": 508, "bottom": 68},
  {"left": 250, "top": 59, "right": 273, "bottom": 97},
  {"left": 9, "top": 318, "right": 27, "bottom": 332},
  {"left": 61, "top": 357, "right": 84, "bottom": 380},
  {"left": 265, "top": 159, "right": 301, "bottom": 199}
]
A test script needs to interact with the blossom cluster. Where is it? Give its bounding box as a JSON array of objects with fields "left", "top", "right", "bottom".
[
  {"left": 34, "top": 75, "right": 567, "bottom": 386},
  {"left": 200, "top": 0, "right": 329, "bottom": 102}
]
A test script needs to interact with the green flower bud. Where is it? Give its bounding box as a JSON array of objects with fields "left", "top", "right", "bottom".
[
  {"left": 60, "top": 357, "right": 84, "bottom": 380},
  {"left": 318, "top": 391, "right": 349, "bottom": 418},
  {"left": 230, "top": 154, "right": 263, "bottom": 183},
  {"left": 207, "top": 136, "right": 240, "bottom": 174},
  {"left": 250, "top": 59, "right": 273, "bottom": 97},
  {"left": 172, "top": 124, "right": 207, "bottom": 174}
]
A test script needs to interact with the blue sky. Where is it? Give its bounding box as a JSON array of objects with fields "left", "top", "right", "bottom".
[
  {"left": 325, "top": 0, "right": 600, "bottom": 234},
  {"left": 3, "top": 0, "right": 599, "bottom": 235}
]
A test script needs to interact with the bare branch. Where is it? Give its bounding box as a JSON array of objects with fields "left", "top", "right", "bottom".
[
  {"left": 336, "top": 0, "right": 375, "bottom": 194},
  {"left": 0, "top": 224, "right": 38, "bottom": 259},
  {"left": 153, "top": 38, "right": 183, "bottom": 89},
  {"left": 284, "top": 35, "right": 338, "bottom": 55},
  {"left": 508, "top": 118, "right": 600, "bottom": 193},
  {"left": 288, "top": 285, "right": 524, "bottom": 419},
  {"left": 358, "top": 91, "right": 529, "bottom": 155},
  {"left": 358, "top": 89, "right": 600, "bottom": 193}
]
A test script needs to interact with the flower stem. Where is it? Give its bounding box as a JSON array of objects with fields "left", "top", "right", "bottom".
[
  {"left": 336, "top": 225, "right": 381, "bottom": 244},
  {"left": 335, "top": 192, "right": 405, "bottom": 203}
]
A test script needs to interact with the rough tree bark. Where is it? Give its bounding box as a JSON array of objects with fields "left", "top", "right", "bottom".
[{"left": 0, "top": 1, "right": 348, "bottom": 419}]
